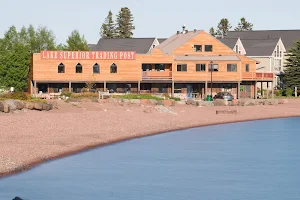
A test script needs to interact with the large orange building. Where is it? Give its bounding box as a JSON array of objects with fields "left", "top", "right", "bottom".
[{"left": 29, "top": 29, "right": 274, "bottom": 99}]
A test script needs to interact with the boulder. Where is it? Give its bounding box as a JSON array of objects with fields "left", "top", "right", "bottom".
[
  {"left": 162, "top": 100, "right": 174, "bottom": 107},
  {"left": 42, "top": 103, "right": 51, "bottom": 111},
  {"left": 4, "top": 100, "right": 17, "bottom": 111},
  {"left": 149, "top": 99, "right": 158, "bottom": 105},
  {"left": 4, "top": 103, "right": 10, "bottom": 113},
  {"left": 213, "top": 99, "right": 227, "bottom": 106},
  {"left": 143, "top": 107, "right": 153, "bottom": 113},
  {"left": 0, "top": 101, "right": 4, "bottom": 112},
  {"left": 198, "top": 101, "right": 214, "bottom": 107},
  {"left": 14, "top": 100, "right": 24, "bottom": 110},
  {"left": 25, "top": 102, "right": 35, "bottom": 110},
  {"left": 129, "top": 99, "right": 140, "bottom": 104},
  {"left": 34, "top": 102, "right": 43, "bottom": 111},
  {"left": 140, "top": 99, "right": 151, "bottom": 105}
]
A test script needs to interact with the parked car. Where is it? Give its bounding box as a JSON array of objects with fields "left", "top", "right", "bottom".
[{"left": 213, "top": 92, "right": 234, "bottom": 101}]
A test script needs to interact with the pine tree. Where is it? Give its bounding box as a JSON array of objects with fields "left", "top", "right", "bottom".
[
  {"left": 209, "top": 27, "right": 216, "bottom": 37},
  {"left": 216, "top": 18, "right": 232, "bottom": 38},
  {"left": 100, "top": 10, "right": 116, "bottom": 39},
  {"left": 284, "top": 40, "right": 300, "bottom": 88},
  {"left": 115, "top": 7, "right": 135, "bottom": 38},
  {"left": 234, "top": 17, "right": 253, "bottom": 31}
]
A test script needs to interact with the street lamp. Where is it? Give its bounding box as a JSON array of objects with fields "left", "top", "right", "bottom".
[{"left": 210, "top": 61, "right": 213, "bottom": 100}]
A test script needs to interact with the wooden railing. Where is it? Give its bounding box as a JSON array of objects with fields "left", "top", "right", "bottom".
[
  {"left": 142, "top": 71, "right": 172, "bottom": 80},
  {"left": 242, "top": 72, "right": 274, "bottom": 80}
]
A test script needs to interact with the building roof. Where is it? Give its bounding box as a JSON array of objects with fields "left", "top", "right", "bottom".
[
  {"left": 218, "top": 38, "right": 238, "bottom": 49},
  {"left": 240, "top": 38, "right": 279, "bottom": 56},
  {"left": 175, "top": 55, "right": 240, "bottom": 61},
  {"left": 157, "top": 38, "right": 167, "bottom": 43},
  {"left": 157, "top": 30, "right": 202, "bottom": 54},
  {"left": 226, "top": 30, "right": 300, "bottom": 51},
  {"left": 90, "top": 38, "right": 157, "bottom": 54}
]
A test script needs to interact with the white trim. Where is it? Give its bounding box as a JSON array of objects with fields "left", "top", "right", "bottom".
[
  {"left": 148, "top": 38, "right": 159, "bottom": 53},
  {"left": 248, "top": 56, "right": 272, "bottom": 58},
  {"left": 236, "top": 38, "right": 246, "bottom": 55}
]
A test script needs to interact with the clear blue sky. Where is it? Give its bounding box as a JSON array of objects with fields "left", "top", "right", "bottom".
[{"left": 1, "top": 0, "right": 299, "bottom": 44}]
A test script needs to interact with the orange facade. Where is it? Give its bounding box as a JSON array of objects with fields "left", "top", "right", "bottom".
[{"left": 29, "top": 31, "right": 274, "bottom": 99}]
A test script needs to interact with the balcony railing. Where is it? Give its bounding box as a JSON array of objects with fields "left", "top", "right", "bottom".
[
  {"left": 242, "top": 72, "right": 274, "bottom": 80},
  {"left": 142, "top": 70, "right": 172, "bottom": 80}
]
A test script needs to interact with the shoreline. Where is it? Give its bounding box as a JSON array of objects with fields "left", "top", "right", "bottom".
[{"left": 1, "top": 100, "right": 300, "bottom": 179}]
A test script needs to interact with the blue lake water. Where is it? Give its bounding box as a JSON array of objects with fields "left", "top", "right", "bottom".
[{"left": 1, "top": 117, "right": 300, "bottom": 200}]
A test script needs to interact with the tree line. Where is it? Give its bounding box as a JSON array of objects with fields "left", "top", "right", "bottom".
[{"left": 209, "top": 17, "right": 253, "bottom": 38}]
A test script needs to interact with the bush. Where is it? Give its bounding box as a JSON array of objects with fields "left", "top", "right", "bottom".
[
  {"left": 169, "top": 97, "right": 181, "bottom": 101},
  {"left": 61, "top": 91, "right": 73, "bottom": 97},
  {"left": 29, "top": 97, "right": 47, "bottom": 103},
  {"left": 71, "top": 92, "right": 98, "bottom": 98},
  {"left": 286, "top": 88, "right": 293, "bottom": 97},
  {"left": 274, "top": 90, "right": 283, "bottom": 97},
  {"left": 0, "top": 92, "right": 30, "bottom": 100},
  {"left": 114, "top": 94, "right": 164, "bottom": 100}
]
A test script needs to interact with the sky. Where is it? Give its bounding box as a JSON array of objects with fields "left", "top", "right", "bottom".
[{"left": 1, "top": 0, "right": 299, "bottom": 44}]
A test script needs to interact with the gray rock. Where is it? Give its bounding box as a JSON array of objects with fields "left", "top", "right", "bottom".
[
  {"left": 34, "top": 102, "right": 43, "bottom": 111},
  {"left": 0, "top": 101, "right": 4, "bottom": 112},
  {"left": 213, "top": 99, "right": 227, "bottom": 106},
  {"left": 25, "top": 102, "right": 35, "bottom": 110},
  {"left": 4, "top": 100, "right": 17, "bottom": 111},
  {"left": 198, "top": 101, "right": 214, "bottom": 107},
  {"left": 149, "top": 99, "right": 158, "bottom": 105},
  {"left": 129, "top": 99, "right": 140, "bottom": 104},
  {"left": 4, "top": 103, "right": 10, "bottom": 113}
]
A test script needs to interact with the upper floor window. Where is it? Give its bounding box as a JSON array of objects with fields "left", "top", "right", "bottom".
[
  {"left": 227, "top": 64, "right": 237, "bottom": 72},
  {"left": 245, "top": 64, "right": 249, "bottom": 72},
  {"left": 235, "top": 45, "right": 239, "bottom": 53},
  {"left": 279, "top": 51, "right": 282, "bottom": 57},
  {"left": 196, "top": 64, "right": 206, "bottom": 72},
  {"left": 205, "top": 45, "right": 213, "bottom": 52},
  {"left": 93, "top": 63, "right": 100, "bottom": 74},
  {"left": 76, "top": 63, "right": 82, "bottom": 73},
  {"left": 155, "top": 64, "right": 165, "bottom": 71},
  {"left": 194, "top": 45, "right": 202, "bottom": 52},
  {"left": 177, "top": 64, "right": 187, "bottom": 72},
  {"left": 110, "top": 63, "right": 117, "bottom": 73},
  {"left": 209, "top": 64, "right": 219, "bottom": 72},
  {"left": 142, "top": 64, "right": 152, "bottom": 71},
  {"left": 58, "top": 63, "right": 65, "bottom": 73}
]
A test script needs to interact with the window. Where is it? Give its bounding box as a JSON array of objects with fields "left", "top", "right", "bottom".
[
  {"left": 76, "top": 63, "right": 82, "bottom": 73},
  {"left": 93, "top": 63, "right": 100, "bottom": 74},
  {"left": 245, "top": 64, "right": 249, "bottom": 72},
  {"left": 177, "top": 64, "right": 187, "bottom": 72},
  {"left": 194, "top": 45, "right": 202, "bottom": 52},
  {"left": 196, "top": 64, "right": 206, "bottom": 72},
  {"left": 205, "top": 45, "right": 213, "bottom": 52},
  {"left": 155, "top": 64, "right": 165, "bottom": 71},
  {"left": 279, "top": 51, "right": 282, "bottom": 57},
  {"left": 235, "top": 45, "right": 239, "bottom": 53},
  {"left": 58, "top": 63, "right": 65, "bottom": 73},
  {"left": 208, "top": 64, "right": 219, "bottom": 72},
  {"left": 142, "top": 64, "right": 152, "bottom": 71},
  {"left": 274, "top": 51, "right": 277, "bottom": 57},
  {"left": 227, "top": 64, "right": 237, "bottom": 72},
  {"left": 110, "top": 63, "right": 117, "bottom": 73}
]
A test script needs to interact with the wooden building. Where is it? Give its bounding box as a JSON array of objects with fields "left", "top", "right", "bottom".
[{"left": 29, "top": 29, "right": 274, "bottom": 99}]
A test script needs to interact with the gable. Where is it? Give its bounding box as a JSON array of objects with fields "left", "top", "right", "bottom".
[{"left": 172, "top": 31, "right": 237, "bottom": 55}]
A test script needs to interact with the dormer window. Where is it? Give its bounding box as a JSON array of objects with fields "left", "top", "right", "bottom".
[
  {"left": 235, "top": 45, "right": 239, "bottom": 53},
  {"left": 194, "top": 45, "right": 202, "bottom": 52},
  {"left": 152, "top": 44, "right": 156, "bottom": 48}
]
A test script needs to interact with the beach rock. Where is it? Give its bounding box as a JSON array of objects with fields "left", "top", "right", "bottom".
[
  {"left": 14, "top": 100, "right": 25, "bottom": 110},
  {"left": 4, "top": 100, "right": 17, "bottom": 111},
  {"left": 198, "top": 101, "right": 214, "bottom": 107},
  {"left": 25, "top": 102, "right": 35, "bottom": 110},
  {"left": 140, "top": 99, "right": 151, "bottom": 105},
  {"left": 129, "top": 99, "right": 140, "bottom": 104},
  {"left": 143, "top": 107, "right": 153, "bottom": 113},
  {"left": 238, "top": 99, "right": 257, "bottom": 106},
  {"left": 4, "top": 103, "right": 10, "bottom": 113},
  {"left": 122, "top": 99, "right": 130, "bottom": 104},
  {"left": 263, "top": 99, "right": 278, "bottom": 105},
  {"left": 34, "top": 102, "right": 43, "bottom": 111},
  {"left": 42, "top": 103, "right": 52, "bottom": 111},
  {"left": 213, "top": 99, "right": 226, "bottom": 106},
  {"left": 232, "top": 99, "right": 238, "bottom": 106},
  {"left": 155, "top": 105, "right": 177, "bottom": 114},
  {"left": 156, "top": 100, "right": 164, "bottom": 106},
  {"left": 149, "top": 99, "right": 158, "bottom": 105},
  {"left": 163, "top": 100, "right": 174, "bottom": 107},
  {"left": 0, "top": 101, "right": 4, "bottom": 112}
]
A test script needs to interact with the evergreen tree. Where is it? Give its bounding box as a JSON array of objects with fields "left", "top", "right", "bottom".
[
  {"left": 284, "top": 40, "right": 300, "bottom": 88},
  {"left": 234, "top": 17, "right": 253, "bottom": 31},
  {"left": 115, "top": 7, "right": 135, "bottom": 38},
  {"left": 216, "top": 18, "right": 232, "bottom": 38},
  {"left": 65, "top": 30, "right": 89, "bottom": 51},
  {"left": 209, "top": 27, "right": 216, "bottom": 37},
  {"left": 100, "top": 10, "right": 116, "bottom": 38}
]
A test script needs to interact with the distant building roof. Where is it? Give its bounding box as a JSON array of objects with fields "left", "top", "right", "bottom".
[
  {"left": 218, "top": 38, "right": 238, "bottom": 49},
  {"left": 240, "top": 38, "right": 279, "bottom": 56},
  {"left": 90, "top": 38, "right": 157, "bottom": 54},
  {"left": 157, "top": 38, "right": 167, "bottom": 43},
  {"left": 226, "top": 30, "right": 300, "bottom": 51},
  {"left": 175, "top": 55, "right": 240, "bottom": 61},
  {"left": 157, "top": 30, "right": 202, "bottom": 54}
]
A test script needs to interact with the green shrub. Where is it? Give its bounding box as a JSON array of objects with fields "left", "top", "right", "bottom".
[
  {"left": 286, "top": 88, "right": 293, "bottom": 97},
  {"left": 71, "top": 92, "right": 98, "bottom": 98},
  {"left": 274, "top": 90, "right": 283, "bottom": 97},
  {"left": 29, "top": 97, "right": 47, "bottom": 103},
  {"left": 0, "top": 92, "right": 30, "bottom": 100},
  {"left": 61, "top": 91, "right": 73, "bottom": 97},
  {"left": 114, "top": 94, "right": 164, "bottom": 100},
  {"left": 169, "top": 97, "right": 181, "bottom": 101}
]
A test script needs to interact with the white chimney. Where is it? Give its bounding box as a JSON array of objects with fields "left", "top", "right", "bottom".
[{"left": 182, "top": 24, "right": 186, "bottom": 33}]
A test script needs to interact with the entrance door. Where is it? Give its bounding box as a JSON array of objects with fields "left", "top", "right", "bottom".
[{"left": 187, "top": 84, "right": 193, "bottom": 99}]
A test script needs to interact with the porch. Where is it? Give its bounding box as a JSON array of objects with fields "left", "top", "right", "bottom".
[{"left": 142, "top": 64, "right": 172, "bottom": 80}]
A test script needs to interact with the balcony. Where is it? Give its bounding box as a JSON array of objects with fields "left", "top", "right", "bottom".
[
  {"left": 242, "top": 72, "right": 274, "bottom": 81},
  {"left": 142, "top": 71, "right": 172, "bottom": 80}
]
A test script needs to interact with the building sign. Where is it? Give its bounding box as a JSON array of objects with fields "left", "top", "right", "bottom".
[{"left": 40, "top": 51, "right": 136, "bottom": 60}]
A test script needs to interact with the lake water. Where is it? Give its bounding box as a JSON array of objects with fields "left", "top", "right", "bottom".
[{"left": 1, "top": 117, "right": 300, "bottom": 200}]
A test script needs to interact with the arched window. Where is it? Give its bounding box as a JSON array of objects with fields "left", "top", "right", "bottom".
[
  {"left": 76, "top": 63, "right": 82, "bottom": 73},
  {"left": 58, "top": 63, "right": 65, "bottom": 73},
  {"left": 110, "top": 63, "right": 117, "bottom": 73},
  {"left": 93, "top": 63, "right": 100, "bottom": 74}
]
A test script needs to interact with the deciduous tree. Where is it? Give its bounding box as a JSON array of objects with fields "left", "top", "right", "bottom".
[
  {"left": 65, "top": 30, "right": 89, "bottom": 51},
  {"left": 115, "top": 7, "right": 135, "bottom": 38}
]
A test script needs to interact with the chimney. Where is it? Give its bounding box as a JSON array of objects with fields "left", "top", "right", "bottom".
[
  {"left": 177, "top": 31, "right": 180, "bottom": 35},
  {"left": 194, "top": 29, "right": 197, "bottom": 33},
  {"left": 182, "top": 24, "right": 186, "bottom": 33}
]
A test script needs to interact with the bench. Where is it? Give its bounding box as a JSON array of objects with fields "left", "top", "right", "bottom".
[
  {"left": 99, "top": 91, "right": 111, "bottom": 99},
  {"left": 216, "top": 109, "right": 237, "bottom": 115}
]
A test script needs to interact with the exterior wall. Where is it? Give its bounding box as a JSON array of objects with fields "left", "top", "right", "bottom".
[{"left": 251, "top": 57, "right": 271, "bottom": 72}]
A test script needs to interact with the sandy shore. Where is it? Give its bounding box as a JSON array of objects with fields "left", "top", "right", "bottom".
[{"left": 1, "top": 98, "right": 300, "bottom": 179}]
